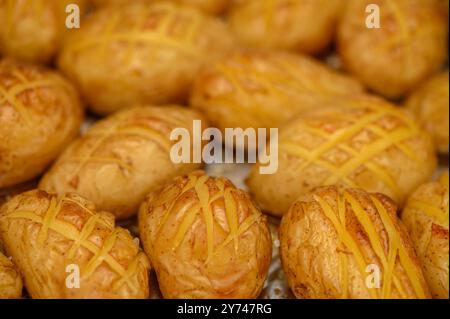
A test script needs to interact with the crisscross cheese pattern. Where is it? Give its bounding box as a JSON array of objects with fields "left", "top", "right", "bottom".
[
  {"left": 54, "top": 107, "right": 189, "bottom": 183},
  {"left": 199, "top": 52, "right": 361, "bottom": 128},
  {"left": 154, "top": 173, "right": 262, "bottom": 262},
  {"left": 67, "top": 3, "right": 205, "bottom": 62},
  {"left": 4, "top": 194, "right": 147, "bottom": 294},
  {"left": 406, "top": 196, "right": 449, "bottom": 229},
  {"left": 314, "top": 190, "right": 428, "bottom": 299},
  {"left": 280, "top": 105, "right": 421, "bottom": 202},
  {"left": 0, "top": 64, "right": 62, "bottom": 125}
]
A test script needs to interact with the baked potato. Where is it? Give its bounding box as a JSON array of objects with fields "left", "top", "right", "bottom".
[
  {"left": 0, "top": 59, "right": 83, "bottom": 189},
  {"left": 58, "top": 2, "right": 234, "bottom": 115},
  {"left": 138, "top": 170, "right": 272, "bottom": 298},
  {"left": 228, "top": 0, "right": 343, "bottom": 54},
  {"left": 280, "top": 185, "right": 431, "bottom": 299},
  {"left": 405, "top": 71, "right": 449, "bottom": 154},
  {"left": 338, "top": 0, "right": 448, "bottom": 99},
  {"left": 401, "top": 171, "right": 449, "bottom": 299},
  {"left": 190, "top": 50, "right": 364, "bottom": 134},
  {"left": 247, "top": 96, "right": 437, "bottom": 217},
  {"left": 39, "top": 106, "right": 207, "bottom": 220},
  {"left": 0, "top": 190, "right": 150, "bottom": 299},
  {"left": 0, "top": 0, "right": 88, "bottom": 64},
  {"left": 0, "top": 251, "right": 22, "bottom": 299},
  {"left": 92, "top": 0, "right": 230, "bottom": 14}
]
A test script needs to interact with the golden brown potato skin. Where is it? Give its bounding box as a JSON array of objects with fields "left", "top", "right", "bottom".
[
  {"left": 338, "top": 0, "right": 448, "bottom": 99},
  {"left": 0, "top": 0, "right": 87, "bottom": 64},
  {"left": 280, "top": 186, "right": 431, "bottom": 299},
  {"left": 58, "top": 2, "right": 234, "bottom": 115},
  {"left": 228, "top": 0, "right": 342, "bottom": 54},
  {"left": 0, "top": 251, "right": 22, "bottom": 299},
  {"left": 248, "top": 96, "right": 437, "bottom": 217},
  {"left": 40, "top": 106, "right": 206, "bottom": 220},
  {"left": 0, "top": 59, "right": 83, "bottom": 189},
  {"left": 0, "top": 190, "right": 150, "bottom": 299},
  {"left": 401, "top": 172, "right": 449, "bottom": 299},
  {"left": 406, "top": 71, "right": 449, "bottom": 154},
  {"left": 92, "top": 0, "right": 230, "bottom": 14},
  {"left": 139, "top": 171, "right": 272, "bottom": 298},
  {"left": 190, "top": 50, "right": 364, "bottom": 133}
]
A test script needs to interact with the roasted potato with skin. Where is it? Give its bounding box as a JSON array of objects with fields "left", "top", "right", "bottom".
[
  {"left": 0, "top": 0, "right": 88, "bottom": 64},
  {"left": 40, "top": 106, "right": 207, "bottom": 220},
  {"left": 401, "top": 172, "right": 449, "bottom": 299},
  {"left": 0, "top": 190, "right": 150, "bottom": 299},
  {"left": 0, "top": 251, "right": 22, "bottom": 299},
  {"left": 248, "top": 96, "right": 437, "bottom": 217},
  {"left": 139, "top": 171, "right": 272, "bottom": 298},
  {"left": 338, "top": 0, "right": 448, "bottom": 99},
  {"left": 405, "top": 71, "right": 449, "bottom": 154},
  {"left": 190, "top": 50, "right": 364, "bottom": 133},
  {"left": 280, "top": 186, "right": 431, "bottom": 299},
  {"left": 92, "top": 0, "right": 230, "bottom": 14},
  {"left": 0, "top": 59, "right": 83, "bottom": 189},
  {"left": 58, "top": 2, "right": 234, "bottom": 115},
  {"left": 228, "top": 0, "right": 342, "bottom": 54}
]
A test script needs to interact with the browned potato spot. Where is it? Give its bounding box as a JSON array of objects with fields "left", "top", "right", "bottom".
[
  {"left": 401, "top": 171, "right": 449, "bottom": 299},
  {"left": 248, "top": 96, "right": 437, "bottom": 216},
  {"left": 280, "top": 186, "right": 431, "bottom": 299},
  {"left": 228, "top": 0, "right": 342, "bottom": 54},
  {"left": 58, "top": 2, "right": 234, "bottom": 115},
  {"left": 0, "top": 190, "right": 150, "bottom": 299},
  {"left": 406, "top": 71, "right": 449, "bottom": 154},
  {"left": 338, "top": 0, "right": 448, "bottom": 99},
  {"left": 190, "top": 50, "right": 364, "bottom": 132},
  {"left": 0, "top": 251, "right": 22, "bottom": 299},
  {"left": 0, "top": 0, "right": 88, "bottom": 64},
  {"left": 139, "top": 171, "right": 272, "bottom": 298},
  {"left": 0, "top": 59, "right": 83, "bottom": 189},
  {"left": 39, "top": 106, "right": 206, "bottom": 220}
]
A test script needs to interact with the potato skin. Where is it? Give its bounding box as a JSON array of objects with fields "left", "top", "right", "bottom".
[
  {"left": 401, "top": 172, "right": 449, "bottom": 299},
  {"left": 0, "top": 190, "right": 150, "bottom": 299},
  {"left": 40, "top": 106, "right": 206, "bottom": 220},
  {"left": 228, "top": 0, "right": 342, "bottom": 54},
  {"left": 406, "top": 71, "right": 449, "bottom": 154},
  {"left": 248, "top": 96, "right": 437, "bottom": 217},
  {"left": 280, "top": 186, "right": 431, "bottom": 299},
  {"left": 138, "top": 171, "right": 272, "bottom": 298},
  {"left": 0, "top": 251, "right": 22, "bottom": 299},
  {"left": 190, "top": 50, "right": 364, "bottom": 132},
  {"left": 92, "top": 0, "right": 230, "bottom": 14},
  {"left": 58, "top": 2, "right": 234, "bottom": 115},
  {"left": 338, "top": 0, "right": 448, "bottom": 99},
  {"left": 0, "top": 0, "right": 87, "bottom": 64},
  {"left": 0, "top": 59, "right": 83, "bottom": 189}
]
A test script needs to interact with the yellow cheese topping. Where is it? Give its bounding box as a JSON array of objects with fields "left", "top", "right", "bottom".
[
  {"left": 314, "top": 190, "right": 428, "bottom": 298},
  {"left": 5, "top": 194, "right": 147, "bottom": 289},
  {"left": 281, "top": 106, "right": 419, "bottom": 202},
  {"left": 159, "top": 173, "right": 261, "bottom": 263}
]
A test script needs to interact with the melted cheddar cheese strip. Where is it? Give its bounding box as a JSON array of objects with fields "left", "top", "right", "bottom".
[
  {"left": 4, "top": 193, "right": 148, "bottom": 290},
  {"left": 313, "top": 189, "right": 429, "bottom": 299},
  {"left": 160, "top": 173, "right": 261, "bottom": 262}
]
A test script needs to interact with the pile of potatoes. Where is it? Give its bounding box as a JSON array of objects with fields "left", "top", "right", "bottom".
[{"left": 0, "top": 0, "right": 448, "bottom": 299}]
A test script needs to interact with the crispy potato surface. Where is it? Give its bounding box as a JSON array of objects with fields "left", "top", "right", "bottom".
[
  {"left": 401, "top": 172, "right": 449, "bottom": 299},
  {"left": 280, "top": 185, "right": 431, "bottom": 298},
  {"left": 248, "top": 96, "right": 437, "bottom": 216},
  {"left": 139, "top": 171, "right": 272, "bottom": 298},
  {"left": 0, "top": 59, "right": 83, "bottom": 188},
  {"left": 0, "top": 190, "right": 150, "bottom": 299}
]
